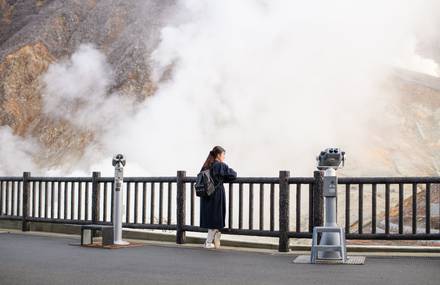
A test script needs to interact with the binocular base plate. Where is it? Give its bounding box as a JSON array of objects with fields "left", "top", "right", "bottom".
[{"left": 293, "top": 255, "right": 366, "bottom": 265}]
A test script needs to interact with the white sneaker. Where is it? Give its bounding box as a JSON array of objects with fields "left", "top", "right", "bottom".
[
  {"left": 214, "top": 231, "right": 221, "bottom": 249},
  {"left": 204, "top": 242, "right": 215, "bottom": 249}
]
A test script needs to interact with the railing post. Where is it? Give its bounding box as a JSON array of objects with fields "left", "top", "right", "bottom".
[
  {"left": 176, "top": 171, "right": 186, "bottom": 244},
  {"left": 312, "top": 170, "right": 324, "bottom": 228},
  {"left": 92, "top": 172, "right": 101, "bottom": 225},
  {"left": 22, "top": 172, "right": 31, "bottom": 232},
  {"left": 278, "top": 170, "right": 290, "bottom": 252}
]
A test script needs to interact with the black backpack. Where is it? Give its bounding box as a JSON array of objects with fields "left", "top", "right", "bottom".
[{"left": 194, "top": 169, "right": 217, "bottom": 197}]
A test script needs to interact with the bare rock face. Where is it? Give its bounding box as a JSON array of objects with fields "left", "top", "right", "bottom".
[
  {"left": 0, "top": 42, "right": 53, "bottom": 135},
  {"left": 0, "top": 0, "right": 173, "bottom": 96},
  {"left": 0, "top": 41, "right": 96, "bottom": 168},
  {"left": 388, "top": 70, "right": 440, "bottom": 176},
  {"left": 0, "top": 0, "right": 174, "bottom": 170}
]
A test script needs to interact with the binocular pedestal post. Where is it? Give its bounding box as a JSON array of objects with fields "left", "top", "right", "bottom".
[{"left": 318, "top": 168, "right": 342, "bottom": 259}]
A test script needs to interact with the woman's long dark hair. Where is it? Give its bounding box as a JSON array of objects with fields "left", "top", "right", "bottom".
[{"left": 201, "top": 146, "right": 225, "bottom": 171}]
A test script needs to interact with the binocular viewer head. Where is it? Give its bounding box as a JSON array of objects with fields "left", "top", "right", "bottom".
[
  {"left": 316, "top": 148, "right": 345, "bottom": 170},
  {"left": 112, "top": 154, "right": 126, "bottom": 167}
]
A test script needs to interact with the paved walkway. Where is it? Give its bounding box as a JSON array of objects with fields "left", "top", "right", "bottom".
[{"left": 1, "top": 232, "right": 439, "bottom": 285}]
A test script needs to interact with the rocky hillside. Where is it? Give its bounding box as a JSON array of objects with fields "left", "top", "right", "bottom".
[
  {"left": 385, "top": 69, "right": 440, "bottom": 176},
  {"left": 0, "top": 0, "right": 173, "bottom": 169}
]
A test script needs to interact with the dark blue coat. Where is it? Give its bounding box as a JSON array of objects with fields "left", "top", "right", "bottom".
[{"left": 200, "top": 161, "right": 237, "bottom": 229}]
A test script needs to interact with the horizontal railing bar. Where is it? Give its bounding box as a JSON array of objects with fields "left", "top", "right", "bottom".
[
  {"left": 288, "top": 232, "right": 313, "bottom": 238},
  {"left": 338, "top": 177, "right": 440, "bottom": 184},
  {"left": 0, "top": 215, "right": 22, "bottom": 220},
  {"left": 0, "top": 177, "right": 22, "bottom": 181},
  {"left": 95, "top": 177, "right": 178, "bottom": 183},
  {"left": 123, "top": 223, "right": 177, "bottom": 230},
  {"left": 28, "top": 177, "right": 179, "bottom": 183},
  {"left": 97, "top": 177, "right": 114, "bottom": 183},
  {"left": 233, "top": 177, "right": 279, "bottom": 184},
  {"left": 183, "top": 225, "right": 280, "bottom": 237},
  {"left": 26, "top": 217, "right": 107, "bottom": 225},
  {"left": 288, "top": 177, "right": 315, "bottom": 184},
  {"left": 182, "top": 177, "right": 282, "bottom": 184},
  {"left": 346, "top": 233, "right": 440, "bottom": 240},
  {"left": 29, "top": 177, "right": 92, "bottom": 182},
  {"left": 183, "top": 177, "right": 280, "bottom": 184},
  {"left": 182, "top": 177, "right": 196, "bottom": 183},
  {"left": 122, "top": 177, "right": 177, "bottom": 183}
]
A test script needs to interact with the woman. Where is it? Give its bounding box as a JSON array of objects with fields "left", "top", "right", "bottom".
[{"left": 200, "top": 146, "right": 237, "bottom": 249}]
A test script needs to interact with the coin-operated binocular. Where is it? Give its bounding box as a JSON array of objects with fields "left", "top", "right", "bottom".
[
  {"left": 313, "top": 148, "right": 346, "bottom": 261},
  {"left": 112, "top": 154, "right": 128, "bottom": 245}
]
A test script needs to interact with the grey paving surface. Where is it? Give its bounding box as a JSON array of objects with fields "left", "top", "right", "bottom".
[{"left": 1, "top": 232, "right": 440, "bottom": 285}]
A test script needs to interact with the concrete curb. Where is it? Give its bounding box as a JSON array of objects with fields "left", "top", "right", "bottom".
[{"left": 1, "top": 220, "right": 439, "bottom": 255}]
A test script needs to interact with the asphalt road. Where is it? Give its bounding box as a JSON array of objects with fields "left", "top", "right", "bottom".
[{"left": 1, "top": 232, "right": 439, "bottom": 285}]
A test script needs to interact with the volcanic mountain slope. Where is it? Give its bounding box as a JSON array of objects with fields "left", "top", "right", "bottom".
[
  {"left": 384, "top": 69, "right": 440, "bottom": 176},
  {"left": 0, "top": 0, "right": 173, "bottom": 170}
]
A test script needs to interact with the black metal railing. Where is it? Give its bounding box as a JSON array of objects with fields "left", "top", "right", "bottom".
[
  {"left": 0, "top": 171, "right": 439, "bottom": 252},
  {"left": 338, "top": 177, "right": 440, "bottom": 240}
]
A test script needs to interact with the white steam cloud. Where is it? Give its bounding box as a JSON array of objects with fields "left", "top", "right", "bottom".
[
  {"left": 395, "top": 36, "right": 440, "bottom": 77},
  {"left": 0, "top": 127, "right": 39, "bottom": 176},
  {"left": 100, "top": 0, "right": 440, "bottom": 176},
  {"left": 42, "top": 44, "right": 135, "bottom": 131}
]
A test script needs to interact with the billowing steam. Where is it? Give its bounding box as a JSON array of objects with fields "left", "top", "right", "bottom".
[
  {"left": 396, "top": 36, "right": 440, "bottom": 77},
  {"left": 42, "top": 44, "right": 135, "bottom": 131},
  {"left": 102, "top": 0, "right": 440, "bottom": 176},
  {"left": 2, "top": 0, "right": 440, "bottom": 177},
  {"left": 0, "top": 127, "right": 39, "bottom": 176}
]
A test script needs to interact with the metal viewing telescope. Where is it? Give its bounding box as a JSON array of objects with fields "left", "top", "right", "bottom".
[
  {"left": 112, "top": 154, "right": 129, "bottom": 245},
  {"left": 311, "top": 148, "right": 346, "bottom": 262}
]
